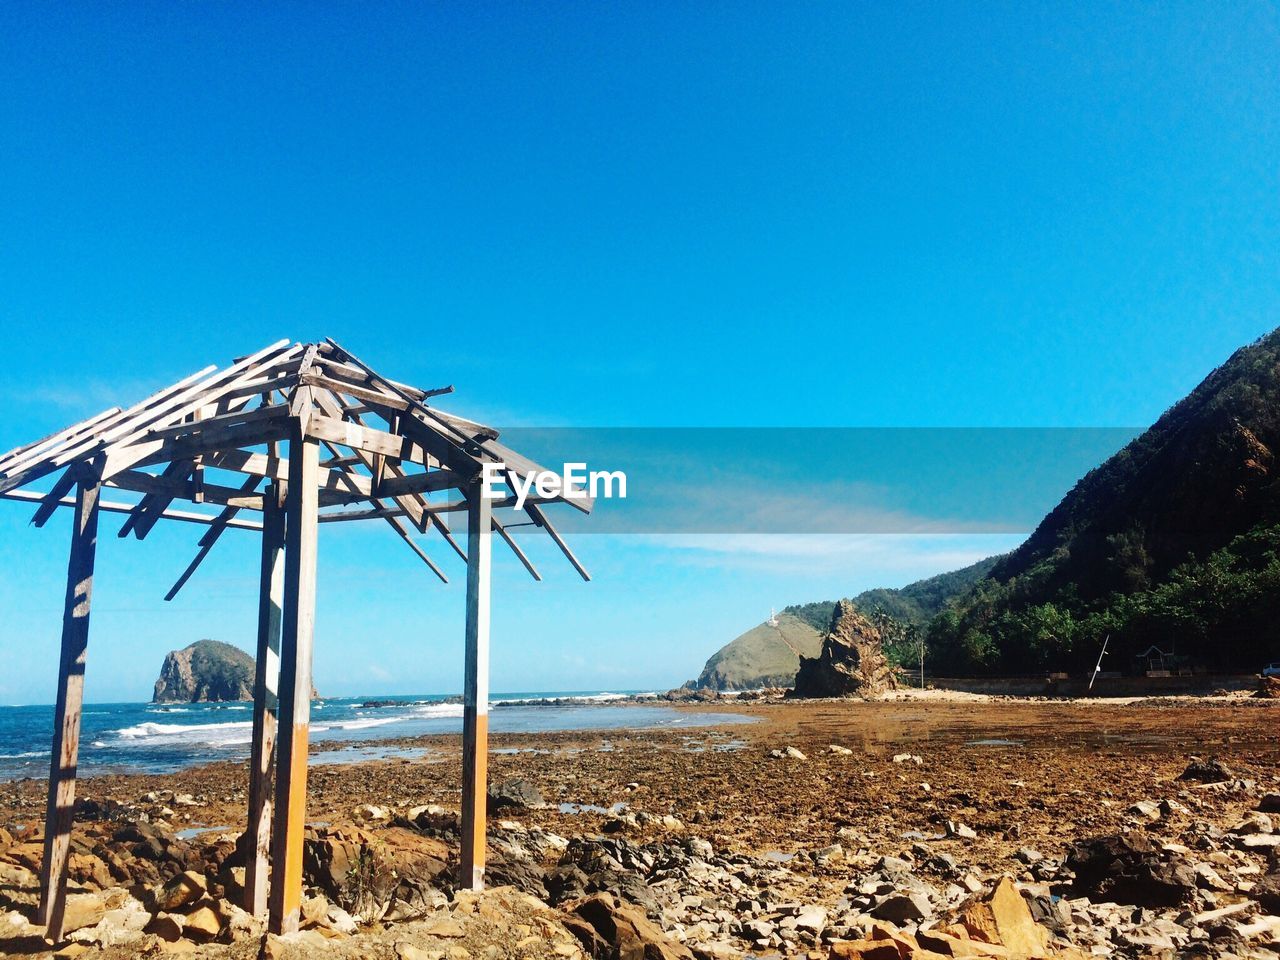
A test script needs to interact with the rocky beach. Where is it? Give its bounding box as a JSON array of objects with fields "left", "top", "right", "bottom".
[{"left": 2, "top": 694, "right": 1279, "bottom": 959}]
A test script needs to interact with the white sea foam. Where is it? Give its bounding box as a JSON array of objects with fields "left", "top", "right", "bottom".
[
  {"left": 330, "top": 716, "right": 405, "bottom": 730},
  {"left": 0, "top": 751, "right": 43, "bottom": 759},
  {"left": 112, "top": 720, "right": 254, "bottom": 747},
  {"left": 411, "top": 703, "right": 465, "bottom": 718}
]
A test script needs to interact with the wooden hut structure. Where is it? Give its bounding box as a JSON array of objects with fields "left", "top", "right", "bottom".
[{"left": 0, "top": 339, "right": 592, "bottom": 939}]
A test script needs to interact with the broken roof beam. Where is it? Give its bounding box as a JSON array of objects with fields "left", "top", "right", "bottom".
[
  {"left": 0, "top": 365, "right": 220, "bottom": 494},
  {"left": 312, "top": 391, "right": 435, "bottom": 525},
  {"left": 7, "top": 340, "right": 297, "bottom": 498},
  {"left": 119, "top": 416, "right": 294, "bottom": 475},
  {"left": 94, "top": 341, "right": 302, "bottom": 482},
  {"left": 164, "top": 475, "right": 266, "bottom": 601},
  {"left": 2, "top": 489, "right": 262, "bottom": 531},
  {"left": 523, "top": 501, "right": 590, "bottom": 581},
  {"left": 0, "top": 406, "right": 123, "bottom": 476},
  {"left": 118, "top": 459, "right": 195, "bottom": 539},
  {"left": 107, "top": 469, "right": 266, "bottom": 510}
]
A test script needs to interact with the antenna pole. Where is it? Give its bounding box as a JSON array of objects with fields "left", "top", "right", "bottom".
[{"left": 1088, "top": 634, "right": 1110, "bottom": 692}]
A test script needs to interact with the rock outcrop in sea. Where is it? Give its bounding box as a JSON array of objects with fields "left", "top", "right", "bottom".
[
  {"left": 152, "top": 640, "right": 320, "bottom": 703},
  {"left": 790, "top": 600, "right": 900, "bottom": 698},
  {"left": 153, "top": 641, "right": 256, "bottom": 703}
]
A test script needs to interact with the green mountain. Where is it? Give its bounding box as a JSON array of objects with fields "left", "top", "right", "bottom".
[
  {"left": 783, "top": 556, "right": 1003, "bottom": 634},
  {"left": 929, "top": 328, "right": 1280, "bottom": 675},
  {"left": 687, "top": 557, "right": 998, "bottom": 690}
]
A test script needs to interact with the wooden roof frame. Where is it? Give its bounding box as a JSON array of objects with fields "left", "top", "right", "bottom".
[{"left": 0, "top": 339, "right": 592, "bottom": 939}]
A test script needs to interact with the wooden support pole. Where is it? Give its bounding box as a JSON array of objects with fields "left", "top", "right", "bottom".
[
  {"left": 268, "top": 431, "right": 319, "bottom": 935},
  {"left": 245, "top": 482, "right": 285, "bottom": 917},
  {"left": 38, "top": 476, "right": 101, "bottom": 941},
  {"left": 459, "top": 481, "right": 492, "bottom": 892}
]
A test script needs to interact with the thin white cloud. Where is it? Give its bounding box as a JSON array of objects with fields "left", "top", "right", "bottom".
[{"left": 633, "top": 532, "right": 1027, "bottom": 577}]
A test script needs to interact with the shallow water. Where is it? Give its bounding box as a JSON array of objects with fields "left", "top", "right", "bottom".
[{"left": 0, "top": 694, "right": 755, "bottom": 780}]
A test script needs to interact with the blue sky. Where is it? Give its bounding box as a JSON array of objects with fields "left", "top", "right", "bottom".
[{"left": 0, "top": 3, "right": 1277, "bottom": 703}]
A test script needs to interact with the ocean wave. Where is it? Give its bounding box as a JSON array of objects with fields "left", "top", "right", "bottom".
[
  {"left": 329, "top": 716, "right": 406, "bottom": 731},
  {"left": 112, "top": 720, "right": 254, "bottom": 746},
  {"left": 0, "top": 750, "right": 43, "bottom": 759},
  {"left": 493, "top": 692, "right": 638, "bottom": 706},
  {"left": 410, "top": 703, "right": 464, "bottom": 718}
]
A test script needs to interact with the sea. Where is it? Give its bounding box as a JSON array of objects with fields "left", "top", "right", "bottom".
[{"left": 0, "top": 692, "right": 753, "bottom": 782}]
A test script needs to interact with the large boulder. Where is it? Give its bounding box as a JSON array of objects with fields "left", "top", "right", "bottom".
[
  {"left": 790, "top": 600, "right": 900, "bottom": 698},
  {"left": 566, "top": 893, "right": 694, "bottom": 960},
  {"left": 488, "top": 779, "right": 546, "bottom": 811},
  {"left": 1065, "top": 833, "right": 1197, "bottom": 907},
  {"left": 303, "top": 826, "right": 448, "bottom": 922}
]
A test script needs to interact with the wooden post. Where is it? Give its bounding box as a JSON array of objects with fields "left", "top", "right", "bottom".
[
  {"left": 268, "top": 432, "right": 319, "bottom": 935},
  {"left": 38, "top": 475, "right": 101, "bottom": 941},
  {"left": 245, "top": 482, "right": 285, "bottom": 916},
  {"left": 459, "top": 480, "right": 492, "bottom": 891}
]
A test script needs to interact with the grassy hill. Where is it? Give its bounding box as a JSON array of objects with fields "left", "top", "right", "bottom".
[
  {"left": 687, "top": 613, "right": 823, "bottom": 690},
  {"left": 687, "top": 557, "right": 997, "bottom": 690}
]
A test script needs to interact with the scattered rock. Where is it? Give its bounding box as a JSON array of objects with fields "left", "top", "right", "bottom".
[
  {"left": 1065, "top": 833, "right": 1197, "bottom": 907},
  {"left": 488, "top": 779, "right": 546, "bottom": 811},
  {"left": 568, "top": 892, "right": 694, "bottom": 960},
  {"left": 871, "top": 892, "right": 931, "bottom": 924},
  {"left": 1177, "top": 757, "right": 1237, "bottom": 783},
  {"left": 152, "top": 869, "right": 208, "bottom": 911},
  {"left": 181, "top": 901, "right": 222, "bottom": 941}
]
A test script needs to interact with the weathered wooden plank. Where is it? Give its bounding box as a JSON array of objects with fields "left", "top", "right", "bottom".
[
  {"left": 163, "top": 476, "right": 265, "bottom": 601},
  {"left": 312, "top": 356, "right": 452, "bottom": 402},
  {"left": 524, "top": 501, "right": 591, "bottom": 581},
  {"left": 493, "top": 517, "right": 541, "bottom": 581},
  {"left": 108, "top": 412, "right": 293, "bottom": 477},
  {"left": 0, "top": 364, "right": 219, "bottom": 488},
  {"left": 0, "top": 406, "right": 121, "bottom": 476},
  {"left": 3, "top": 339, "right": 293, "bottom": 496},
  {"left": 304, "top": 414, "right": 431, "bottom": 464},
  {"left": 318, "top": 392, "right": 438, "bottom": 534},
  {"left": 141, "top": 401, "right": 283, "bottom": 443},
  {"left": 118, "top": 459, "right": 194, "bottom": 539},
  {"left": 37, "top": 477, "right": 101, "bottom": 942},
  {"left": 459, "top": 484, "right": 492, "bottom": 892},
  {"left": 246, "top": 483, "right": 285, "bottom": 917},
  {"left": 106, "top": 470, "right": 266, "bottom": 510},
  {"left": 86, "top": 341, "right": 299, "bottom": 483},
  {"left": 375, "top": 468, "right": 466, "bottom": 499},
  {"left": 268, "top": 430, "right": 319, "bottom": 935},
  {"left": 1, "top": 490, "right": 263, "bottom": 530}
]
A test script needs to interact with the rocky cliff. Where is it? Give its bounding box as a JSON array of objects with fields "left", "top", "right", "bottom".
[
  {"left": 152, "top": 640, "right": 257, "bottom": 703},
  {"left": 790, "top": 599, "right": 900, "bottom": 698}
]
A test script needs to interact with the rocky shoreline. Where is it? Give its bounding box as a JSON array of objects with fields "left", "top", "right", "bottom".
[{"left": 1, "top": 698, "right": 1279, "bottom": 958}]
